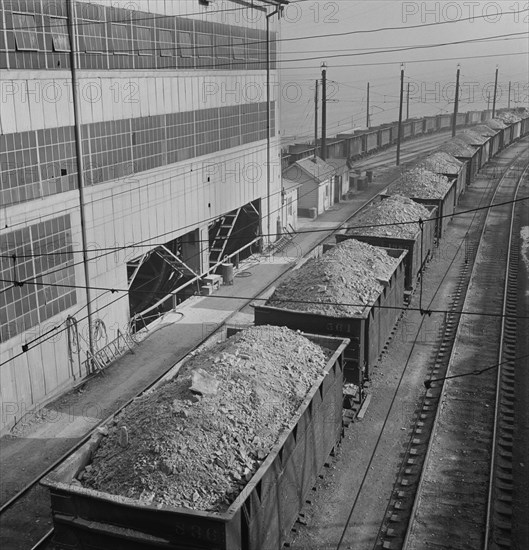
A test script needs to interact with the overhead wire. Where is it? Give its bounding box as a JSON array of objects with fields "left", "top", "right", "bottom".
[
  {"left": 3, "top": 195, "right": 528, "bottom": 261},
  {"left": 2, "top": 146, "right": 527, "bottom": 367}
]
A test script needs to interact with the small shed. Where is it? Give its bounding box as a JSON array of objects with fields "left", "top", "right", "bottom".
[
  {"left": 281, "top": 177, "right": 302, "bottom": 231},
  {"left": 325, "top": 157, "right": 353, "bottom": 202},
  {"left": 283, "top": 156, "right": 335, "bottom": 217}
]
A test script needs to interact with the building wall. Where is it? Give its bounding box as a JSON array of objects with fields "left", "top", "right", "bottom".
[{"left": 0, "top": 0, "right": 281, "bottom": 433}]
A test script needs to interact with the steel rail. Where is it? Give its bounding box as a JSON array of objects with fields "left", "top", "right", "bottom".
[
  {"left": 484, "top": 162, "right": 529, "bottom": 550},
  {"left": 401, "top": 151, "right": 529, "bottom": 550}
]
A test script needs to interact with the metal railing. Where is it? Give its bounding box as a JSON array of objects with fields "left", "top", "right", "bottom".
[{"left": 130, "top": 237, "right": 262, "bottom": 331}]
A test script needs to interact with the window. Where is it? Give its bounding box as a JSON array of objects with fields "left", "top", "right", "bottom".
[
  {"left": 110, "top": 23, "right": 130, "bottom": 55},
  {"left": 178, "top": 31, "right": 193, "bottom": 57},
  {"left": 50, "top": 17, "right": 70, "bottom": 52},
  {"left": 136, "top": 26, "right": 153, "bottom": 55},
  {"left": 13, "top": 13, "right": 39, "bottom": 51},
  {"left": 82, "top": 22, "right": 105, "bottom": 53},
  {"left": 217, "top": 35, "right": 231, "bottom": 60},
  {"left": 196, "top": 33, "right": 213, "bottom": 58},
  {"left": 159, "top": 29, "right": 175, "bottom": 57},
  {"left": 233, "top": 37, "right": 245, "bottom": 60}
]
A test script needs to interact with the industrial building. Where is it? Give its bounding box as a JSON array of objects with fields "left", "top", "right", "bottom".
[{"left": 0, "top": 0, "right": 284, "bottom": 434}]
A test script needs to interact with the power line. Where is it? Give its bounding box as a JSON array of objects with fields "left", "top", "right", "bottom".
[
  {"left": 3, "top": 195, "right": 528, "bottom": 260},
  {"left": 285, "top": 51, "right": 529, "bottom": 71},
  {"left": 2, "top": 145, "right": 525, "bottom": 366},
  {"left": 25, "top": 32, "right": 524, "bottom": 66},
  {"left": 2, "top": 278, "right": 529, "bottom": 321},
  {"left": 424, "top": 353, "right": 529, "bottom": 388},
  {"left": 7, "top": 5, "right": 528, "bottom": 41}
]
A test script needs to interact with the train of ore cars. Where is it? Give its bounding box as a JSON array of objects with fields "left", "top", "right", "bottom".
[{"left": 43, "top": 109, "right": 529, "bottom": 550}]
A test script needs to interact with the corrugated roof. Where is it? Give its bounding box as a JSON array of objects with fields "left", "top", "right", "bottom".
[
  {"left": 325, "top": 157, "right": 351, "bottom": 175},
  {"left": 294, "top": 157, "right": 336, "bottom": 183},
  {"left": 283, "top": 178, "right": 303, "bottom": 191}
]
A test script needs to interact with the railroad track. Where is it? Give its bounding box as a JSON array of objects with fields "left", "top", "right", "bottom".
[
  {"left": 296, "top": 140, "right": 529, "bottom": 550},
  {"left": 402, "top": 153, "right": 529, "bottom": 549}
]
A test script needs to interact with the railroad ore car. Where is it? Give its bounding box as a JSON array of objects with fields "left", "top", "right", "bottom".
[
  {"left": 253, "top": 240, "right": 407, "bottom": 386},
  {"left": 381, "top": 168, "right": 456, "bottom": 239},
  {"left": 412, "top": 119, "right": 424, "bottom": 136},
  {"left": 438, "top": 138, "right": 481, "bottom": 184},
  {"left": 336, "top": 195, "right": 437, "bottom": 291},
  {"left": 42, "top": 327, "right": 349, "bottom": 550},
  {"left": 364, "top": 130, "right": 378, "bottom": 153},
  {"left": 416, "top": 151, "right": 467, "bottom": 201}
]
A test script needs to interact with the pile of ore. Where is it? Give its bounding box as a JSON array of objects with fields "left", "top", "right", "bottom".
[
  {"left": 268, "top": 239, "right": 400, "bottom": 317},
  {"left": 418, "top": 152, "right": 463, "bottom": 175},
  {"left": 81, "top": 326, "right": 330, "bottom": 512},
  {"left": 483, "top": 118, "right": 506, "bottom": 130},
  {"left": 496, "top": 112, "right": 521, "bottom": 123},
  {"left": 458, "top": 130, "right": 489, "bottom": 144},
  {"left": 388, "top": 167, "right": 451, "bottom": 199},
  {"left": 472, "top": 124, "right": 499, "bottom": 137},
  {"left": 346, "top": 195, "right": 431, "bottom": 239},
  {"left": 438, "top": 138, "right": 476, "bottom": 157}
]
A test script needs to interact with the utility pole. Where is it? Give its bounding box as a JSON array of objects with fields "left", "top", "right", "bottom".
[
  {"left": 321, "top": 62, "right": 327, "bottom": 160},
  {"left": 396, "top": 63, "right": 404, "bottom": 166},
  {"left": 406, "top": 82, "right": 410, "bottom": 120},
  {"left": 452, "top": 63, "right": 460, "bottom": 137},
  {"left": 66, "top": 0, "right": 94, "bottom": 364},
  {"left": 314, "top": 79, "right": 319, "bottom": 158},
  {"left": 508, "top": 80, "right": 511, "bottom": 109},
  {"left": 366, "top": 82, "right": 370, "bottom": 127},
  {"left": 492, "top": 65, "right": 499, "bottom": 118},
  {"left": 266, "top": 7, "right": 281, "bottom": 244},
  {"left": 487, "top": 93, "right": 491, "bottom": 112}
]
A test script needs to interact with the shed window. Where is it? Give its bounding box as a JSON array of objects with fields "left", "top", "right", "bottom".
[
  {"left": 50, "top": 17, "right": 70, "bottom": 52},
  {"left": 13, "top": 13, "right": 39, "bottom": 51}
]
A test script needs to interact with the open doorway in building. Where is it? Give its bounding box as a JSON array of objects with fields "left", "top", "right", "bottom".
[
  {"left": 127, "top": 229, "right": 202, "bottom": 331},
  {"left": 208, "top": 199, "right": 261, "bottom": 271}
]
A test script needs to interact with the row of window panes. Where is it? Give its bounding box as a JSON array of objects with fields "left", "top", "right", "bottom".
[
  {"left": 5, "top": 5, "right": 275, "bottom": 68},
  {"left": 2, "top": 102, "right": 275, "bottom": 205},
  {"left": 0, "top": 215, "right": 76, "bottom": 342}
]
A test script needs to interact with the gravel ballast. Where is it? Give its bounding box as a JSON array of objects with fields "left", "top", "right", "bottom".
[
  {"left": 346, "top": 195, "right": 431, "bottom": 240},
  {"left": 268, "top": 239, "right": 400, "bottom": 317},
  {"left": 81, "top": 326, "right": 331, "bottom": 512},
  {"left": 388, "top": 167, "right": 451, "bottom": 199}
]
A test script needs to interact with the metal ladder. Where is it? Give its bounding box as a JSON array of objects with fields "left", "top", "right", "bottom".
[{"left": 209, "top": 209, "right": 241, "bottom": 268}]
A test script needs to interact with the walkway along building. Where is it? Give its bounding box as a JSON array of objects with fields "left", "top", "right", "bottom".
[{"left": 0, "top": 0, "right": 285, "bottom": 433}]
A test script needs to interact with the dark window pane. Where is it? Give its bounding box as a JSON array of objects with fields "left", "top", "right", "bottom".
[
  {"left": 50, "top": 17, "right": 70, "bottom": 52},
  {"left": 13, "top": 13, "right": 39, "bottom": 51}
]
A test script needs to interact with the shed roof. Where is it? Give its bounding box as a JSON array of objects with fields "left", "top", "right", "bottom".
[{"left": 293, "top": 156, "right": 336, "bottom": 183}]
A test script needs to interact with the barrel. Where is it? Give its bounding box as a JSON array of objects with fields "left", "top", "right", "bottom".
[{"left": 221, "top": 262, "right": 234, "bottom": 285}]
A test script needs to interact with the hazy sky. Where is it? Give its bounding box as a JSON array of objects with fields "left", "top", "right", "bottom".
[{"left": 278, "top": 0, "right": 528, "bottom": 142}]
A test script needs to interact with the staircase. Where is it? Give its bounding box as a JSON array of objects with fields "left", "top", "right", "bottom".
[
  {"left": 155, "top": 245, "right": 199, "bottom": 279},
  {"left": 209, "top": 209, "right": 241, "bottom": 268}
]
